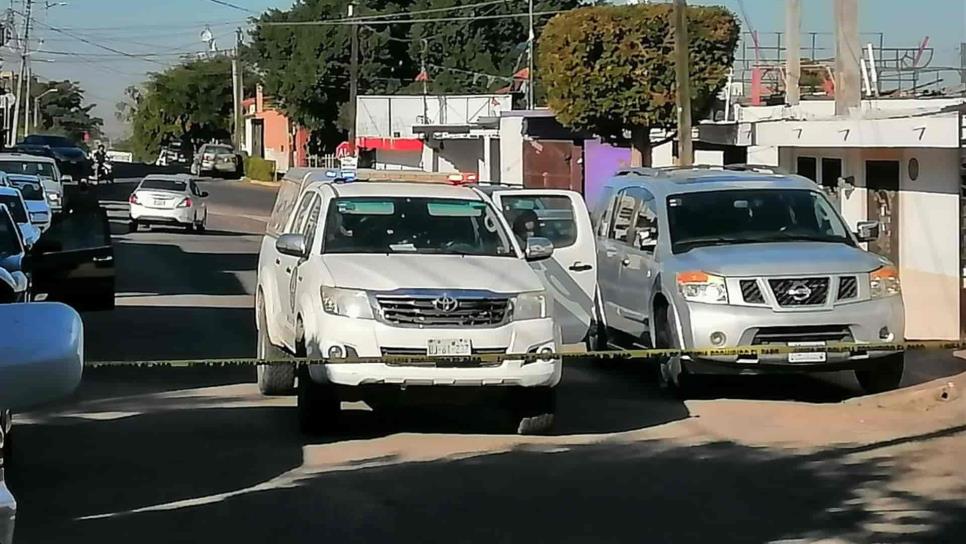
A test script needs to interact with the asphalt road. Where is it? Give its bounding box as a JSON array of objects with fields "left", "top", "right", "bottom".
[{"left": 7, "top": 177, "right": 966, "bottom": 543}]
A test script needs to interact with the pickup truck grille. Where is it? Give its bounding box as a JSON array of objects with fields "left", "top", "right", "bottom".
[
  {"left": 376, "top": 295, "right": 511, "bottom": 328},
  {"left": 768, "top": 277, "right": 829, "bottom": 307},
  {"left": 739, "top": 280, "right": 765, "bottom": 304},
  {"left": 752, "top": 325, "right": 854, "bottom": 345},
  {"left": 837, "top": 276, "right": 858, "bottom": 300}
]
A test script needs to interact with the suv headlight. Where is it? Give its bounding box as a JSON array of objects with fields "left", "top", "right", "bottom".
[
  {"left": 677, "top": 271, "right": 728, "bottom": 304},
  {"left": 512, "top": 291, "right": 547, "bottom": 321},
  {"left": 47, "top": 192, "right": 60, "bottom": 201},
  {"left": 320, "top": 286, "right": 374, "bottom": 319},
  {"left": 870, "top": 265, "right": 901, "bottom": 298}
]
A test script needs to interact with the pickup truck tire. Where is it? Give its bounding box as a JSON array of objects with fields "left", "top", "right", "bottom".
[
  {"left": 255, "top": 296, "right": 295, "bottom": 395},
  {"left": 511, "top": 387, "right": 556, "bottom": 435},
  {"left": 297, "top": 365, "right": 339, "bottom": 434},
  {"left": 655, "top": 305, "right": 698, "bottom": 398},
  {"left": 855, "top": 353, "right": 904, "bottom": 394}
]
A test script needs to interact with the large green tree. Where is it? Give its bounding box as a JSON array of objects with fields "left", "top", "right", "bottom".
[
  {"left": 539, "top": 4, "right": 739, "bottom": 165},
  {"left": 31, "top": 79, "right": 103, "bottom": 144},
  {"left": 123, "top": 57, "right": 253, "bottom": 162}
]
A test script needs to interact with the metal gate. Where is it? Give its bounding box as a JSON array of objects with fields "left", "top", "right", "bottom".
[
  {"left": 522, "top": 139, "right": 583, "bottom": 192},
  {"left": 865, "top": 160, "right": 900, "bottom": 266}
]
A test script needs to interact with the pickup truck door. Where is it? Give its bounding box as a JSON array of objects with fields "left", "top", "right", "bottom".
[
  {"left": 491, "top": 189, "right": 597, "bottom": 344},
  {"left": 276, "top": 192, "right": 317, "bottom": 346},
  {"left": 615, "top": 188, "right": 660, "bottom": 339}
]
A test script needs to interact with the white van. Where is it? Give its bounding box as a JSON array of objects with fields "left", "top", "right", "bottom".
[{"left": 255, "top": 171, "right": 596, "bottom": 434}]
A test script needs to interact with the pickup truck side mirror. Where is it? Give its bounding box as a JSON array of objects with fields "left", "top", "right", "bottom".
[
  {"left": 855, "top": 220, "right": 880, "bottom": 243},
  {"left": 0, "top": 303, "right": 83, "bottom": 411},
  {"left": 635, "top": 228, "right": 658, "bottom": 251},
  {"left": 276, "top": 233, "right": 308, "bottom": 258},
  {"left": 525, "top": 236, "right": 554, "bottom": 261}
]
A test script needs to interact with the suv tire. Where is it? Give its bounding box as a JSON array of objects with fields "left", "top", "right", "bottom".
[
  {"left": 855, "top": 353, "right": 904, "bottom": 394},
  {"left": 655, "top": 305, "right": 698, "bottom": 398},
  {"left": 255, "top": 295, "right": 295, "bottom": 395},
  {"left": 297, "top": 365, "right": 339, "bottom": 434},
  {"left": 511, "top": 387, "right": 556, "bottom": 435}
]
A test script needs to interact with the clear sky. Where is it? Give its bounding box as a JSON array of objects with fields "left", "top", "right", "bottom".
[{"left": 15, "top": 0, "right": 966, "bottom": 138}]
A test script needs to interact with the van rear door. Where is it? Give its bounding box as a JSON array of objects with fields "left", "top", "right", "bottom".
[{"left": 491, "top": 189, "right": 597, "bottom": 345}]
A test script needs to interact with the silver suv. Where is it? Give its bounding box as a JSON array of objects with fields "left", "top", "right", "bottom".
[{"left": 590, "top": 167, "right": 904, "bottom": 395}]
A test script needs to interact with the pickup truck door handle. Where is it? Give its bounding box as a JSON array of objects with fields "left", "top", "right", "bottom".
[
  {"left": 285, "top": 267, "right": 292, "bottom": 273},
  {"left": 569, "top": 262, "right": 593, "bottom": 272},
  {"left": 621, "top": 258, "right": 631, "bottom": 267}
]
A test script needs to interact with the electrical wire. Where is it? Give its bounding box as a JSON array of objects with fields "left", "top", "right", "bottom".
[
  {"left": 261, "top": 10, "right": 568, "bottom": 27},
  {"left": 205, "top": 0, "right": 257, "bottom": 14}
]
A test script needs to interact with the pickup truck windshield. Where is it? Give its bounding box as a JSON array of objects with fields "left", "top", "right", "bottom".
[
  {"left": 323, "top": 197, "right": 516, "bottom": 257},
  {"left": 10, "top": 180, "right": 43, "bottom": 201},
  {"left": 668, "top": 189, "right": 854, "bottom": 253},
  {"left": 0, "top": 196, "right": 28, "bottom": 223},
  {"left": 0, "top": 161, "right": 56, "bottom": 179}
]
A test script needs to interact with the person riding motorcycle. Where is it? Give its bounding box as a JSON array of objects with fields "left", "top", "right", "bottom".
[{"left": 92, "top": 144, "right": 113, "bottom": 184}]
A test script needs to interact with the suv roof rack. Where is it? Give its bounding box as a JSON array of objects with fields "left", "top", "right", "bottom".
[
  {"left": 614, "top": 167, "right": 662, "bottom": 177},
  {"left": 722, "top": 163, "right": 790, "bottom": 175}
]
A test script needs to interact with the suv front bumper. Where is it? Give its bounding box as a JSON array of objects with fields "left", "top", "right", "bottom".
[
  {"left": 306, "top": 315, "right": 561, "bottom": 388},
  {"left": 676, "top": 295, "right": 904, "bottom": 372}
]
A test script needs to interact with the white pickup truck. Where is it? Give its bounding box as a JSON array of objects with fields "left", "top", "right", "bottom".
[{"left": 255, "top": 171, "right": 597, "bottom": 434}]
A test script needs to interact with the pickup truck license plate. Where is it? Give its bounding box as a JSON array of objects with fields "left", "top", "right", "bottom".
[
  {"left": 427, "top": 338, "right": 471, "bottom": 357},
  {"left": 788, "top": 341, "right": 827, "bottom": 363}
]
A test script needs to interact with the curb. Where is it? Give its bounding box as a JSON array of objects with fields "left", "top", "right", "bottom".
[
  {"left": 845, "top": 370, "right": 964, "bottom": 410},
  {"left": 242, "top": 177, "right": 280, "bottom": 188}
]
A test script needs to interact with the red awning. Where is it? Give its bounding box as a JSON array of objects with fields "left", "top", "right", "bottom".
[{"left": 357, "top": 137, "right": 424, "bottom": 152}]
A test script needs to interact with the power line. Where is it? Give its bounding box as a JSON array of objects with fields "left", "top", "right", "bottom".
[
  {"left": 261, "top": 10, "right": 569, "bottom": 27},
  {"left": 205, "top": 0, "right": 257, "bottom": 14},
  {"left": 352, "top": 0, "right": 508, "bottom": 21}
]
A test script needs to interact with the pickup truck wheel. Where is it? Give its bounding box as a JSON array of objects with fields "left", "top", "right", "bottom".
[
  {"left": 655, "top": 305, "right": 698, "bottom": 398},
  {"left": 297, "top": 365, "right": 339, "bottom": 434},
  {"left": 855, "top": 353, "right": 905, "bottom": 394},
  {"left": 255, "top": 298, "right": 295, "bottom": 395},
  {"left": 511, "top": 387, "right": 556, "bottom": 435}
]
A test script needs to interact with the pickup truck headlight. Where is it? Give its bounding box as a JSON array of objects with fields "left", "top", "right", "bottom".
[
  {"left": 320, "top": 286, "right": 374, "bottom": 319},
  {"left": 47, "top": 192, "right": 60, "bottom": 201},
  {"left": 677, "top": 271, "right": 728, "bottom": 304},
  {"left": 512, "top": 291, "right": 547, "bottom": 321},
  {"left": 870, "top": 265, "right": 901, "bottom": 298}
]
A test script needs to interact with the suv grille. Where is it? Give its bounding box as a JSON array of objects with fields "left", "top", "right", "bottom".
[
  {"left": 768, "top": 278, "right": 829, "bottom": 307},
  {"left": 837, "top": 276, "right": 858, "bottom": 300},
  {"left": 740, "top": 280, "right": 765, "bottom": 304},
  {"left": 752, "top": 325, "right": 853, "bottom": 345},
  {"left": 376, "top": 295, "right": 510, "bottom": 328}
]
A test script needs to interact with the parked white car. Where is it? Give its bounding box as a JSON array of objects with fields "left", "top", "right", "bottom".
[
  {"left": 0, "top": 154, "right": 67, "bottom": 215},
  {"left": 256, "top": 174, "right": 596, "bottom": 434},
  {"left": 0, "top": 187, "right": 41, "bottom": 248},
  {"left": 128, "top": 175, "right": 209, "bottom": 232},
  {"left": 5, "top": 175, "right": 50, "bottom": 233}
]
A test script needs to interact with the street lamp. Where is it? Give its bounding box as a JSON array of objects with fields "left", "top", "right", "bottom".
[{"left": 32, "top": 88, "right": 58, "bottom": 135}]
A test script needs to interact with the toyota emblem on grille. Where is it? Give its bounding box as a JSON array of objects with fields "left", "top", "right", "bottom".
[
  {"left": 432, "top": 295, "right": 459, "bottom": 312},
  {"left": 786, "top": 282, "right": 812, "bottom": 302}
]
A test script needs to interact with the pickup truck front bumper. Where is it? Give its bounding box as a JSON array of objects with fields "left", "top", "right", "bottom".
[
  {"left": 306, "top": 315, "right": 561, "bottom": 388},
  {"left": 676, "top": 295, "right": 905, "bottom": 373}
]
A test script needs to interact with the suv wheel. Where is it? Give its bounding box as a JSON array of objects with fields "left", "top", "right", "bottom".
[
  {"left": 855, "top": 353, "right": 905, "bottom": 394},
  {"left": 297, "top": 365, "right": 339, "bottom": 434},
  {"left": 255, "top": 294, "right": 295, "bottom": 395},
  {"left": 511, "top": 387, "right": 556, "bottom": 435},
  {"left": 655, "top": 305, "right": 698, "bottom": 398}
]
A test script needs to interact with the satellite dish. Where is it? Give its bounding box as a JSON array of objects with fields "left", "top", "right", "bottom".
[{"left": 200, "top": 27, "right": 213, "bottom": 44}]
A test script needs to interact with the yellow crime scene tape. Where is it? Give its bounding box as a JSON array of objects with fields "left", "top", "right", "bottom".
[{"left": 84, "top": 340, "right": 966, "bottom": 369}]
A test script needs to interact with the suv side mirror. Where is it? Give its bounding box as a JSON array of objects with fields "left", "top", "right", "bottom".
[
  {"left": 525, "top": 236, "right": 554, "bottom": 261},
  {"left": 635, "top": 228, "right": 658, "bottom": 251},
  {"left": 276, "top": 233, "right": 308, "bottom": 258},
  {"left": 855, "top": 220, "right": 880, "bottom": 243}
]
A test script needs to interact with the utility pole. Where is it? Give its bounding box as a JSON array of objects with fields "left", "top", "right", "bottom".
[
  {"left": 420, "top": 38, "right": 428, "bottom": 123},
  {"left": 526, "top": 0, "right": 534, "bottom": 109},
  {"left": 834, "top": 0, "right": 860, "bottom": 115},
  {"left": 232, "top": 27, "right": 243, "bottom": 149},
  {"left": 785, "top": 0, "right": 801, "bottom": 106},
  {"left": 12, "top": 0, "right": 32, "bottom": 142},
  {"left": 673, "top": 0, "right": 692, "bottom": 167},
  {"left": 347, "top": 1, "right": 359, "bottom": 153}
]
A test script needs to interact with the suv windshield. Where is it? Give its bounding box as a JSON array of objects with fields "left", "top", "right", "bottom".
[
  {"left": 0, "top": 195, "right": 28, "bottom": 223},
  {"left": 0, "top": 161, "right": 56, "bottom": 179},
  {"left": 10, "top": 179, "right": 44, "bottom": 200},
  {"left": 22, "top": 135, "right": 75, "bottom": 148},
  {"left": 667, "top": 189, "right": 854, "bottom": 253},
  {"left": 323, "top": 197, "right": 516, "bottom": 257}
]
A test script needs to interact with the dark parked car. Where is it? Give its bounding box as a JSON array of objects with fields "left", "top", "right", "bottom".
[{"left": 17, "top": 135, "right": 90, "bottom": 180}]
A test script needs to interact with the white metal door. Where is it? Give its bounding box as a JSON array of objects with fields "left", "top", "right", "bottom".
[{"left": 492, "top": 189, "right": 597, "bottom": 344}]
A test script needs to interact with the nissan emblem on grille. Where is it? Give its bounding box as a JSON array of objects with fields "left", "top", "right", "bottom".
[
  {"left": 786, "top": 282, "right": 813, "bottom": 302},
  {"left": 431, "top": 295, "right": 459, "bottom": 313}
]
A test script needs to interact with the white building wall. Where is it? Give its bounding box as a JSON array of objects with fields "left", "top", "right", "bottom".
[
  {"left": 357, "top": 95, "right": 512, "bottom": 138},
  {"left": 437, "top": 140, "right": 481, "bottom": 174},
  {"left": 374, "top": 150, "right": 422, "bottom": 170},
  {"left": 499, "top": 116, "right": 524, "bottom": 185}
]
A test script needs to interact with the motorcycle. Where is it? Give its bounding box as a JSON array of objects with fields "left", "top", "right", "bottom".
[{"left": 93, "top": 161, "right": 114, "bottom": 184}]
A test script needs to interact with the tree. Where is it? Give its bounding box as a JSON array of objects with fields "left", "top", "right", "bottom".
[
  {"left": 538, "top": 4, "right": 739, "bottom": 165},
  {"left": 126, "top": 57, "right": 254, "bottom": 162},
  {"left": 31, "top": 79, "right": 103, "bottom": 143}
]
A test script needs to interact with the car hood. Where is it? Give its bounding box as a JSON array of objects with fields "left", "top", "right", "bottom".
[
  {"left": 672, "top": 242, "right": 890, "bottom": 277},
  {"left": 24, "top": 200, "right": 50, "bottom": 214},
  {"left": 322, "top": 254, "right": 543, "bottom": 294}
]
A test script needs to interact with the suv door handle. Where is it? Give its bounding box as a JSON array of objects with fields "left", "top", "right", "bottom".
[
  {"left": 569, "top": 262, "right": 593, "bottom": 272},
  {"left": 275, "top": 258, "right": 280, "bottom": 265},
  {"left": 621, "top": 258, "right": 631, "bottom": 267}
]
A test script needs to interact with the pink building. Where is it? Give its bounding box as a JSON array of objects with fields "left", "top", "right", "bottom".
[{"left": 243, "top": 85, "right": 310, "bottom": 173}]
